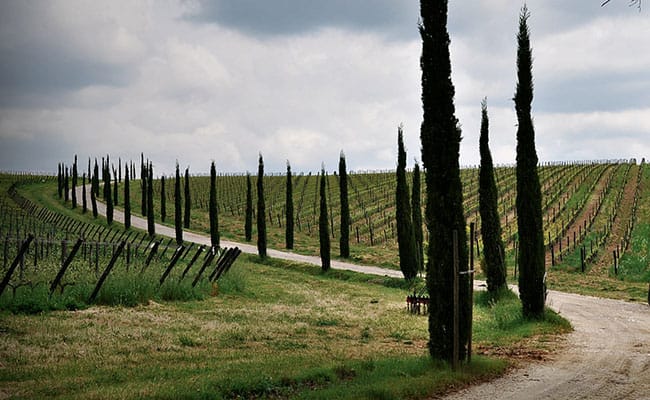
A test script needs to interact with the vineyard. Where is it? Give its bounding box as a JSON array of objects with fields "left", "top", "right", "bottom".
[{"left": 1, "top": 158, "right": 649, "bottom": 310}]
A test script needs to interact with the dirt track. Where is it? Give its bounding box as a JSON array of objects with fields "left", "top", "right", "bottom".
[{"left": 80, "top": 185, "right": 650, "bottom": 399}]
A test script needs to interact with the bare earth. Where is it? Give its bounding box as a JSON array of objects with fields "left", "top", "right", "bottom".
[{"left": 82, "top": 185, "right": 650, "bottom": 399}]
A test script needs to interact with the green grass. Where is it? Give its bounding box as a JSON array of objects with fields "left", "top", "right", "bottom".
[{"left": 0, "top": 256, "right": 570, "bottom": 400}]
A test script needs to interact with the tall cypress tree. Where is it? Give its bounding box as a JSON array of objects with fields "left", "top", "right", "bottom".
[
  {"left": 285, "top": 161, "right": 294, "bottom": 249},
  {"left": 141, "top": 161, "right": 148, "bottom": 216},
  {"left": 396, "top": 126, "right": 418, "bottom": 280},
  {"left": 147, "top": 163, "right": 155, "bottom": 237},
  {"left": 339, "top": 151, "right": 350, "bottom": 258},
  {"left": 82, "top": 172, "right": 87, "bottom": 213},
  {"left": 412, "top": 161, "right": 424, "bottom": 273},
  {"left": 160, "top": 176, "right": 166, "bottom": 223},
  {"left": 420, "top": 0, "right": 470, "bottom": 362},
  {"left": 112, "top": 166, "right": 118, "bottom": 206},
  {"left": 105, "top": 164, "right": 113, "bottom": 225},
  {"left": 479, "top": 98, "right": 507, "bottom": 294},
  {"left": 57, "top": 163, "right": 63, "bottom": 199},
  {"left": 245, "top": 173, "right": 253, "bottom": 242},
  {"left": 319, "top": 166, "right": 331, "bottom": 271},
  {"left": 93, "top": 159, "right": 99, "bottom": 198},
  {"left": 209, "top": 161, "right": 220, "bottom": 248},
  {"left": 514, "top": 6, "right": 545, "bottom": 319},
  {"left": 64, "top": 166, "right": 69, "bottom": 202},
  {"left": 91, "top": 178, "right": 98, "bottom": 218},
  {"left": 174, "top": 163, "right": 183, "bottom": 245},
  {"left": 71, "top": 156, "right": 78, "bottom": 208},
  {"left": 124, "top": 164, "right": 131, "bottom": 229},
  {"left": 184, "top": 167, "right": 191, "bottom": 229},
  {"left": 256, "top": 154, "right": 267, "bottom": 258}
]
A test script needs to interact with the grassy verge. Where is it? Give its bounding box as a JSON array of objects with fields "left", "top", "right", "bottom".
[{"left": 0, "top": 256, "right": 570, "bottom": 399}]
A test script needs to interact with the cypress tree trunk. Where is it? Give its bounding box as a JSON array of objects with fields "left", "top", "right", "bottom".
[
  {"left": 396, "top": 126, "right": 418, "bottom": 280},
  {"left": 64, "top": 167, "right": 69, "bottom": 202},
  {"left": 319, "top": 166, "right": 331, "bottom": 271},
  {"left": 209, "top": 161, "right": 220, "bottom": 248},
  {"left": 160, "top": 176, "right": 166, "bottom": 223},
  {"left": 71, "top": 156, "right": 78, "bottom": 208},
  {"left": 124, "top": 165, "right": 131, "bottom": 229},
  {"left": 514, "top": 6, "right": 545, "bottom": 319},
  {"left": 147, "top": 163, "right": 155, "bottom": 237},
  {"left": 245, "top": 173, "right": 253, "bottom": 242},
  {"left": 339, "top": 151, "right": 350, "bottom": 258},
  {"left": 285, "top": 161, "right": 294, "bottom": 249},
  {"left": 256, "top": 154, "right": 267, "bottom": 258},
  {"left": 105, "top": 165, "right": 113, "bottom": 225},
  {"left": 419, "top": 0, "right": 470, "bottom": 362},
  {"left": 184, "top": 167, "right": 191, "bottom": 229},
  {"left": 174, "top": 163, "right": 183, "bottom": 245},
  {"left": 479, "top": 99, "right": 507, "bottom": 294},
  {"left": 412, "top": 162, "right": 424, "bottom": 273},
  {"left": 82, "top": 173, "right": 87, "bottom": 213}
]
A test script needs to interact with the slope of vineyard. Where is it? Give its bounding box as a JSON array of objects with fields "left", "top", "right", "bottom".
[{"left": 4, "top": 158, "right": 649, "bottom": 301}]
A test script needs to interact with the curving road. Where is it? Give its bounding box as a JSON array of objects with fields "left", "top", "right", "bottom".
[{"left": 79, "top": 185, "right": 650, "bottom": 399}]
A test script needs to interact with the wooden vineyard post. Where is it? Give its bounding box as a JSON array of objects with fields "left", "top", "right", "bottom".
[
  {"left": 192, "top": 247, "right": 218, "bottom": 287},
  {"left": 0, "top": 234, "right": 34, "bottom": 297},
  {"left": 88, "top": 240, "right": 126, "bottom": 303},
  {"left": 49, "top": 238, "right": 84, "bottom": 296},
  {"left": 452, "top": 229, "right": 459, "bottom": 372},
  {"left": 180, "top": 245, "right": 205, "bottom": 280},
  {"left": 159, "top": 245, "right": 185, "bottom": 286}
]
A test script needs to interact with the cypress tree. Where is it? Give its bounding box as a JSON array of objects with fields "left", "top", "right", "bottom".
[
  {"left": 285, "top": 161, "right": 294, "bottom": 249},
  {"left": 412, "top": 161, "right": 424, "bottom": 273},
  {"left": 419, "top": 0, "right": 470, "bottom": 362},
  {"left": 339, "top": 151, "right": 350, "bottom": 258},
  {"left": 479, "top": 98, "right": 507, "bottom": 294},
  {"left": 160, "top": 176, "right": 166, "bottom": 223},
  {"left": 112, "top": 166, "right": 118, "bottom": 206},
  {"left": 57, "top": 163, "right": 63, "bottom": 199},
  {"left": 184, "top": 167, "right": 191, "bottom": 229},
  {"left": 209, "top": 161, "right": 220, "bottom": 248},
  {"left": 396, "top": 126, "right": 418, "bottom": 280},
  {"left": 64, "top": 166, "right": 69, "bottom": 202},
  {"left": 71, "top": 156, "right": 78, "bottom": 208},
  {"left": 91, "top": 179, "right": 98, "bottom": 218},
  {"left": 141, "top": 161, "right": 148, "bottom": 216},
  {"left": 319, "top": 166, "right": 331, "bottom": 271},
  {"left": 514, "top": 6, "right": 545, "bottom": 319},
  {"left": 147, "top": 163, "right": 155, "bottom": 237},
  {"left": 118, "top": 158, "right": 121, "bottom": 183},
  {"left": 105, "top": 165, "right": 113, "bottom": 225},
  {"left": 174, "top": 163, "right": 183, "bottom": 245},
  {"left": 93, "top": 159, "right": 99, "bottom": 198},
  {"left": 245, "top": 173, "right": 253, "bottom": 242},
  {"left": 124, "top": 164, "right": 131, "bottom": 229},
  {"left": 82, "top": 173, "right": 87, "bottom": 213},
  {"left": 256, "top": 154, "right": 267, "bottom": 258}
]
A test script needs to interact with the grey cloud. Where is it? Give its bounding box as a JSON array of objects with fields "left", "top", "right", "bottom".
[{"left": 186, "top": 0, "right": 419, "bottom": 40}]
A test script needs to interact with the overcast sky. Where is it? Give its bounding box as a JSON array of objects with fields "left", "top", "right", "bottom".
[{"left": 0, "top": 1, "right": 648, "bottom": 175}]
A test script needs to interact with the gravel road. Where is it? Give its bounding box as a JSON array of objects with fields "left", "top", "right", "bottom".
[{"left": 81, "top": 185, "right": 650, "bottom": 399}]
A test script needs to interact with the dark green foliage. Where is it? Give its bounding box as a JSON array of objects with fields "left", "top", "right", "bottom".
[
  {"left": 91, "top": 169, "right": 98, "bottom": 218},
  {"left": 71, "top": 156, "right": 77, "bottom": 208},
  {"left": 64, "top": 166, "right": 69, "bottom": 202},
  {"left": 92, "top": 159, "right": 99, "bottom": 198},
  {"left": 319, "top": 166, "right": 331, "bottom": 271},
  {"left": 339, "top": 151, "right": 350, "bottom": 258},
  {"left": 112, "top": 166, "right": 118, "bottom": 206},
  {"left": 147, "top": 162, "right": 155, "bottom": 237},
  {"left": 257, "top": 154, "right": 267, "bottom": 258},
  {"left": 419, "top": 0, "right": 470, "bottom": 362},
  {"left": 209, "top": 161, "right": 220, "bottom": 248},
  {"left": 81, "top": 173, "right": 87, "bottom": 214},
  {"left": 514, "top": 6, "right": 545, "bottom": 319},
  {"left": 184, "top": 167, "right": 191, "bottom": 229},
  {"left": 160, "top": 175, "right": 166, "bottom": 222},
  {"left": 245, "top": 173, "right": 253, "bottom": 242},
  {"left": 412, "top": 162, "right": 424, "bottom": 272},
  {"left": 124, "top": 164, "right": 131, "bottom": 229},
  {"left": 141, "top": 153, "right": 147, "bottom": 216},
  {"left": 174, "top": 163, "right": 183, "bottom": 245},
  {"left": 105, "top": 164, "right": 113, "bottom": 225},
  {"left": 57, "top": 163, "right": 63, "bottom": 198},
  {"left": 396, "top": 127, "right": 418, "bottom": 280},
  {"left": 479, "top": 99, "right": 507, "bottom": 294},
  {"left": 285, "top": 161, "right": 294, "bottom": 249}
]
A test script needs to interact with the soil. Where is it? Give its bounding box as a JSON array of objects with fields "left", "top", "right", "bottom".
[{"left": 81, "top": 185, "right": 650, "bottom": 399}]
